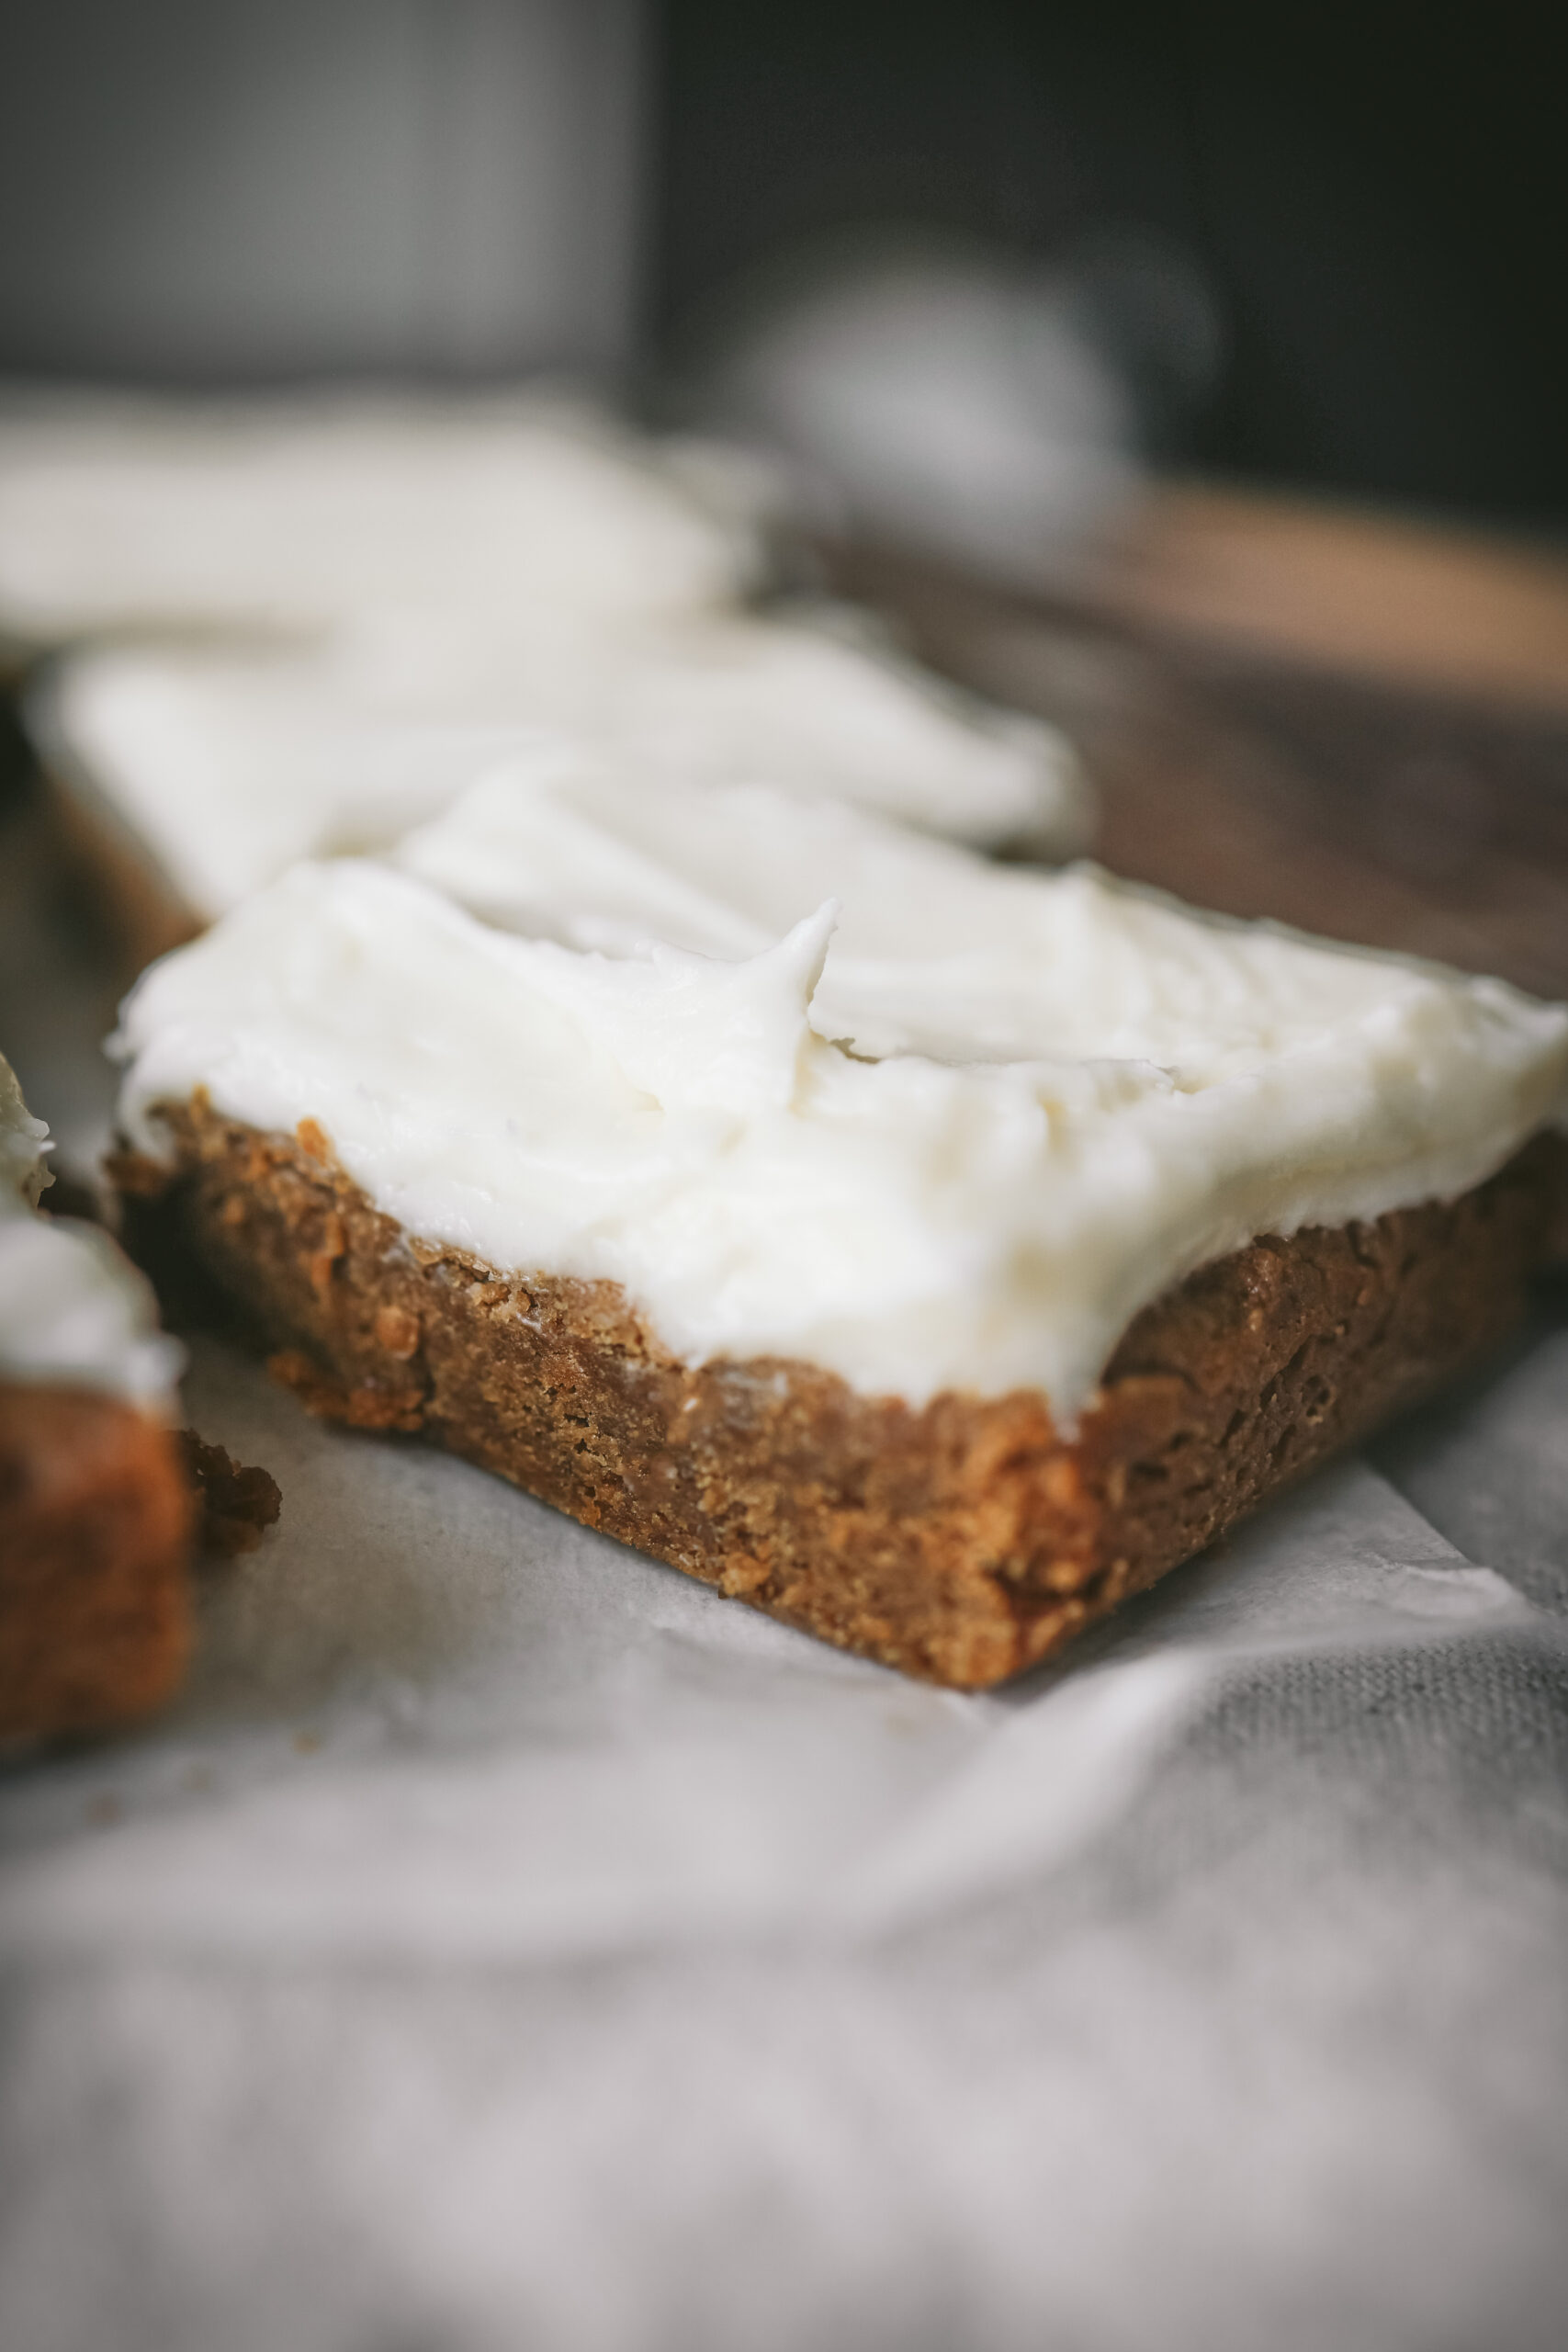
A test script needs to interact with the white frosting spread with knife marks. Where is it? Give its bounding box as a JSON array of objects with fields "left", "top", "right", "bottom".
[{"left": 113, "top": 804, "right": 1568, "bottom": 1416}]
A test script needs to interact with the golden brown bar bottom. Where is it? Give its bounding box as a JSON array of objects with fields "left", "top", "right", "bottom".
[{"left": 115, "top": 1100, "right": 1567, "bottom": 1689}]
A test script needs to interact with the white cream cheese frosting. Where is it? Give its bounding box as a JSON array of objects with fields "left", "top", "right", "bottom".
[
  {"left": 0, "top": 1055, "right": 181, "bottom": 1406},
  {"left": 0, "top": 388, "right": 774, "bottom": 646},
  {"left": 112, "top": 856, "right": 1568, "bottom": 1418},
  {"left": 34, "top": 607, "right": 1085, "bottom": 919},
  {"left": 398, "top": 760, "right": 1303, "bottom": 1063}
]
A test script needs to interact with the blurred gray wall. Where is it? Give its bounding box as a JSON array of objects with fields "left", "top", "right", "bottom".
[{"left": 0, "top": 0, "right": 648, "bottom": 384}]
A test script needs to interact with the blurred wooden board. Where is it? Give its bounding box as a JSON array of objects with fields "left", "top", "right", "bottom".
[
  {"left": 1082, "top": 484, "right": 1568, "bottom": 715},
  {"left": 838, "top": 487, "right": 1568, "bottom": 1002}
]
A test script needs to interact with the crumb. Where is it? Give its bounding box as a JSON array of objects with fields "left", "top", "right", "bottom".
[{"left": 178, "top": 1429, "right": 282, "bottom": 1558}]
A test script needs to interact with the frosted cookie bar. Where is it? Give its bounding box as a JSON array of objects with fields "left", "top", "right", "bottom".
[
  {"left": 0, "top": 1055, "right": 191, "bottom": 1738},
  {"left": 0, "top": 387, "right": 773, "bottom": 650},
  {"left": 31, "top": 608, "right": 1086, "bottom": 960},
  {"left": 108, "top": 814, "right": 1568, "bottom": 1688}
]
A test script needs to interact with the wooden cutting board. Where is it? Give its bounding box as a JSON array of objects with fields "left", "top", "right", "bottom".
[{"left": 836, "top": 483, "right": 1568, "bottom": 1001}]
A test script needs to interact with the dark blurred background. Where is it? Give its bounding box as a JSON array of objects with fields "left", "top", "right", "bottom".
[
  {"left": 656, "top": 2, "right": 1568, "bottom": 533},
  {"left": 5, "top": 0, "right": 1568, "bottom": 997},
  {"left": 2, "top": 0, "right": 1566, "bottom": 534}
]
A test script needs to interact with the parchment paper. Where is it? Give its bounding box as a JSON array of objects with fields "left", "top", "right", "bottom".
[{"left": 2, "top": 819, "right": 1565, "bottom": 2352}]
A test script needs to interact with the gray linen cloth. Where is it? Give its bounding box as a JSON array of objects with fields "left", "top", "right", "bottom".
[{"left": 1, "top": 1304, "right": 1565, "bottom": 2352}]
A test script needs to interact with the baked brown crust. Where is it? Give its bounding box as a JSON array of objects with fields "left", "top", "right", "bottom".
[
  {"left": 0, "top": 1383, "right": 195, "bottom": 1740},
  {"left": 118, "top": 1099, "right": 1567, "bottom": 1688}
]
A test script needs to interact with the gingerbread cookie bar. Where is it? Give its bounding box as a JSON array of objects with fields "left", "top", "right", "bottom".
[{"left": 110, "top": 841, "right": 1568, "bottom": 1688}]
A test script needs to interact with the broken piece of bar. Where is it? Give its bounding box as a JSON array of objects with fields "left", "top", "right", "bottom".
[
  {"left": 0, "top": 1054, "right": 193, "bottom": 1740},
  {"left": 108, "top": 806, "right": 1568, "bottom": 1688}
]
